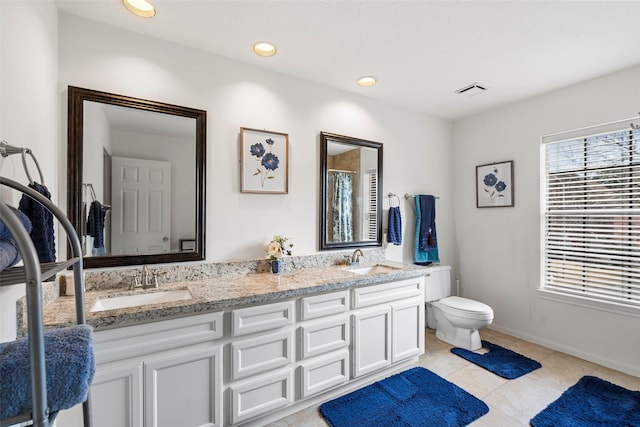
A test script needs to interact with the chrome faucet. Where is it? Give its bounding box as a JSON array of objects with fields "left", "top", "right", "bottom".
[
  {"left": 351, "top": 249, "right": 364, "bottom": 265},
  {"left": 130, "top": 265, "right": 159, "bottom": 290},
  {"left": 142, "top": 265, "right": 151, "bottom": 287}
]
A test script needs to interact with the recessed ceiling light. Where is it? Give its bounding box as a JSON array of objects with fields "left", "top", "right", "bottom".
[
  {"left": 252, "top": 42, "right": 277, "bottom": 57},
  {"left": 357, "top": 76, "right": 377, "bottom": 87},
  {"left": 123, "top": 0, "right": 156, "bottom": 18}
]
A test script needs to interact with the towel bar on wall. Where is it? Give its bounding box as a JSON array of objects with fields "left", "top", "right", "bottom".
[
  {"left": 0, "top": 140, "right": 45, "bottom": 186},
  {"left": 404, "top": 193, "right": 440, "bottom": 200}
]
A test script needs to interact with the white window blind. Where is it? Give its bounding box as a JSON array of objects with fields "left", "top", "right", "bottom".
[
  {"left": 542, "top": 120, "right": 639, "bottom": 308},
  {"left": 363, "top": 169, "right": 378, "bottom": 240}
]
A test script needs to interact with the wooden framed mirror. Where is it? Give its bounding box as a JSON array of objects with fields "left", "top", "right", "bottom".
[
  {"left": 67, "top": 86, "right": 206, "bottom": 268},
  {"left": 320, "top": 132, "right": 383, "bottom": 251}
]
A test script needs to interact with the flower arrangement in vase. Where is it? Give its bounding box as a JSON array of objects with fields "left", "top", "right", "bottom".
[{"left": 266, "top": 235, "right": 293, "bottom": 274}]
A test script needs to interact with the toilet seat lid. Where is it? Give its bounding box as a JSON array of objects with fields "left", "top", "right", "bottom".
[{"left": 439, "top": 296, "right": 492, "bottom": 314}]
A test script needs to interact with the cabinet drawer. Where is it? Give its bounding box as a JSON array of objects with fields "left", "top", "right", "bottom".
[
  {"left": 94, "top": 312, "right": 223, "bottom": 364},
  {"left": 300, "top": 350, "right": 349, "bottom": 399},
  {"left": 232, "top": 301, "right": 295, "bottom": 336},
  {"left": 300, "top": 316, "right": 349, "bottom": 360},
  {"left": 230, "top": 370, "right": 294, "bottom": 424},
  {"left": 299, "top": 291, "right": 349, "bottom": 320},
  {"left": 352, "top": 278, "right": 423, "bottom": 309},
  {"left": 231, "top": 330, "right": 294, "bottom": 380}
]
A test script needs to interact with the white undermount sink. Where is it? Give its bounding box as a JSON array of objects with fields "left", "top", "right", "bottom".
[
  {"left": 346, "top": 264, "right": 400, "bottom": 275},
  {"left": 90, "top": 289, "right": 193, "bottom": 312}
]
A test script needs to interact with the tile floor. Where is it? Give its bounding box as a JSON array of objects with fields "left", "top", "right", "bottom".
[{"left": 269, "top": 328, "right": 640, "bottom": 426}]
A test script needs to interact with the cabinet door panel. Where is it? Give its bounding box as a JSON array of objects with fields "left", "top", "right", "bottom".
[
  {"left": 352, "top": 278, "right": 422, "bottom": 309},
  {"left": 232, "top": 301, "right": 295, "bottom": 336},
  {"left": 230, "top": 370, "right": 293, "bottom": 424},
  {"left": 94, "top": 312, "right": 223, "bottom": 364},
  {"left": 300, "top": 291, "right": 349, "bottom": 320},
  {"left": 91, "top": 362, "right": 143, "bottom": 427},
  {"left": 231, "top": 330, "right": 294, "bottom": 380},
  {"left": 351, "top": 306, "right": 391, "bottom": 378},
  {"left": 144, "top": 347, "right": 222, "bottom": 427},
  {"left": 300, "top": 316, "right": 349, "bottom": 359},
  {"left": 391, "top": 298, "right": 425, "bottom": 362},
  {"left": 300, "top": 350, "right": 349, "bottom": 398}
]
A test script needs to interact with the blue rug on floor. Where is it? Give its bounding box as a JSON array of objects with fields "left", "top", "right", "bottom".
[
  {"left": 450, "top": 340, "right": 541, "bottom": 379},
  {"left": 319, "top": 367, "right": 488, "bottom": 427},
  {"left": 530, "top": 375, "right": 640, "bottom": 427}
]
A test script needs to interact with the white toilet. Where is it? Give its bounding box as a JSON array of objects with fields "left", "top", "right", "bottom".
[{"left": 424, "top": 265, "right": 494, "bottom": 351}]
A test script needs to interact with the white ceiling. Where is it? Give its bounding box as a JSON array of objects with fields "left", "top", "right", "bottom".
[{"left": 55, "top": 0, "right": 640, "bottom": 121}]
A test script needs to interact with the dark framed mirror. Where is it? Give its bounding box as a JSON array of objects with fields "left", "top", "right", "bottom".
[
  {"left": 67, "top": 86, "right": 206, "bottom": 268},
  {"left": 320, "top": 132, "right": 383, "bottom": 250}
]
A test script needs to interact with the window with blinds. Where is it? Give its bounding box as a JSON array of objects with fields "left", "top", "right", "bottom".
[{"left": 542, "top": 120, "right": 639, "bottom": 309}]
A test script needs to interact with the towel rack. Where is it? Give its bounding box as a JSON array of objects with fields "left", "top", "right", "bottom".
[
  {"left": 404, "top": 193, "right": 440, "bottom": 200},
  {"left": 82, "top": 183, "right": 111, "bottom": 209},
  {"left": 328, "top": 168, "right": 357, "bottom": 174},
  {"left": 0, "top": 177, "right": 93, "bottom": 427},
  {"left": 0, "top": 140, "right": 45, "bottom": 186},
  {"left": 387, "top": 192, "right": 401, "bottom": 207}
]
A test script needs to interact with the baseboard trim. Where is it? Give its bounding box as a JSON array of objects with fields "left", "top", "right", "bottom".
[{"left": 487, "top": 325, "right": 640, "bottom": 378}]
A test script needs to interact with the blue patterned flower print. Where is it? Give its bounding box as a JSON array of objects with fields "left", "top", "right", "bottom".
[
  {"left": 250, "top": 136, "right": 282, "bottom": 187},
  {"left": 262, "top": 153, "right": 279, "bottom": 171},
  {"left": 483, "top": 173, "right": 497, "bottom": 186},
  {"left": 250, "top": 143, "right": 265, "bottom": 157},
  {"left": 481, "top": 165, "right": 509, "bottom": 203}
]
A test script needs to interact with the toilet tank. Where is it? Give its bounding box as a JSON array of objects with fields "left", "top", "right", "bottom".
[{"left": 424, "top": 265, "right": 452, "bottom": 302}]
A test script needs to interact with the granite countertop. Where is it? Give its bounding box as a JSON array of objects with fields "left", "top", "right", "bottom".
[{"left": 41, "top": 261, "right": 429, "bottom": 331}]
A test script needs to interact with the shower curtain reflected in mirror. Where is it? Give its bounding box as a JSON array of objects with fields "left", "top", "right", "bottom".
[{"left": 330, "top": 171, "right": 353, "bottom": 242}]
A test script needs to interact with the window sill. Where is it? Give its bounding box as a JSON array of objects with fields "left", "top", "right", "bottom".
[{"left": 536, "top": 288, "right": 640, "bottom": 319}]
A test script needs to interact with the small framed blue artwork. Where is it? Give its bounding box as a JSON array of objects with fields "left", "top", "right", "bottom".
[
  {"left": 476, "top": 160, "right": 514, "bottom": 208},
  {"left": 240, "top": 127, "right": 289, "bottom": 194}
]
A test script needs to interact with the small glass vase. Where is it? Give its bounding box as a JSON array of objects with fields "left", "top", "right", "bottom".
[{"left": 270, "top": 259, "right": 283, "bottom": 274}]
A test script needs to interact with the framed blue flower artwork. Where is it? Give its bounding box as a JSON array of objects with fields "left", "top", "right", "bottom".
[
  {"left": 240, "top": 127, "right": 289, "bottom": 194},
  {"left": 476, "top": 160, "right": 514, "bottom": 208}
]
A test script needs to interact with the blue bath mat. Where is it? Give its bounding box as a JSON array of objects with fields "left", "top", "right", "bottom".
[
  {"left": 530, "top": 375, "right": 640, "bottom": 427},
  {"left": 319, "top": 367, "right": 489, "bottom": 427},
  {"left": 451, "top": 340, "right": 541, "bottom": 379}
]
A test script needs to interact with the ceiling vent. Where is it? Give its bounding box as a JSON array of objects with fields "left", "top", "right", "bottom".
[{"left": 454, "top": 83, "right": 487, "bottom": 97}]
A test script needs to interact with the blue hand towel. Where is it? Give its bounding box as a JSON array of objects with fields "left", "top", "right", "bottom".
[
  {"left": 18, "top": 182, "right": 56, "bottom": 263},
  {"left": 414, "top": 195, "right": 439, "bottom": 265},
  {"left": 388, "top": 206, "right": 402, "bottom": 245},
  {"left": 0, "top": 325, "right": 95, "bottom": 419},
  {"left": 87, "top": 200, "right": 108, "bottom": 251}
]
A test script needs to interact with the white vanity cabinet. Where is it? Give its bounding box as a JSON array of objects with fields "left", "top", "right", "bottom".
[
  {"left": 90, "top": 312, "right": 224, "bottom": 427},
  {"left": 351, "top": 278, "right": 425, "bottom": 378},
  {"left": 88, "top": 273, "right": 426, "bottom": 427}
]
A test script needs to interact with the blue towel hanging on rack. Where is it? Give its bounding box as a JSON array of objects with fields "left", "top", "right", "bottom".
[
  {"left": 388, "top": 206, "right": 402, "bottom": 245},
  {"left": 414, "top": 195, "right": 439, "bottom": 265},
  {"left": 18, "top": 182, "right": 56, "bottom": 263},
  {"left": 87, "top": 200, "right": 108, "bottom": 255}
]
